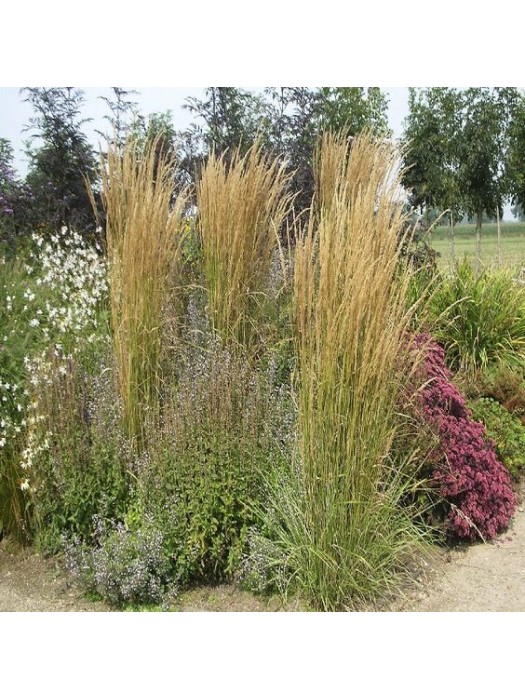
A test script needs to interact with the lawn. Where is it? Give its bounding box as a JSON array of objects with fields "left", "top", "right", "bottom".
[{"left": 430, "top": 222, "right": 525, "bottom": 271}]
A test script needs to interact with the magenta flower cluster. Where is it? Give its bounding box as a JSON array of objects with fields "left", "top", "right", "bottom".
[{"left": 413, "top": 333, "right": 516, "bottom": 541}]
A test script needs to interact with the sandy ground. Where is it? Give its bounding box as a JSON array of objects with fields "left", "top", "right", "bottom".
[
  {"left": 404, "top": 501, "right": 525, "bottom": 612},
  {"left": 0, "top": 539, "right": 295, "bottom": 612},
  {"left": 1, "top": 490, "right": 524, "bottom": 612}
]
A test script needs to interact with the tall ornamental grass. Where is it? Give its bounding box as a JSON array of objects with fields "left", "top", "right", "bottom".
[
  {"left": 197, "top": 141, "right": 293, "bottom": 348},
  {"left": 94, "top": 139, "right": 189, "bottom": 445},
  {"left": 288, "top": 132, "right": 429, "bottom": 609}
]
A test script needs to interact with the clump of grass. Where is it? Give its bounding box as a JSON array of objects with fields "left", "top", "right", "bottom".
[
  {"left": 260, "top": 132, "right": 430, "bottom": 610},
  {"left": 427, "top": 259, "right": 525, "bottom": 375},
  {"left": 94, "top": 138, "right": 189, "bottom": 445},
  {"left": 197, "top": 140, "right": 293, "bottom": 349}
]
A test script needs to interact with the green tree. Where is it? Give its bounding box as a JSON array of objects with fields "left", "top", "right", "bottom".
[
  {"left": 402, "top": 87, "right": 463, "bottom": 225},
  {"left": 506, "top": 91, "right": 525, "bottom": 221},
  {"left": 98, "top": 87, "right": 140, "bottom": 150},
  {"left": 458, "top": 87, "right": 518, "bottom": 269},
  {"left": 22, "top": 87, "right": 98, "bottom": 234},
  {"left": 184, "top": 87, "right": 266, "bottom": 158},
  {"left": 319, "top": 87, "right": 390, "bottom": 137}
]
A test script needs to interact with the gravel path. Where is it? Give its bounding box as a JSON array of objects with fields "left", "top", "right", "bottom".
[
  {"left": 0, "top": 542, "right": 109, "bottom": 612},
  {"left": 405, "top": 499, "right": 525, "bottom": 612},
  {"left": 2, "top": 491, "right": 525, "bottom": 612}
]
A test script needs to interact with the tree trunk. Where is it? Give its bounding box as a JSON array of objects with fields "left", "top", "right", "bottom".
[
  {"left": 497, "top": 207, "right": 502, "bottom": 268},
  {"left": 475, "top": 210, "right": 482, "bottom": 275},
  {"left": 449, "top": 212, "right": 456, "bottom": 267}
]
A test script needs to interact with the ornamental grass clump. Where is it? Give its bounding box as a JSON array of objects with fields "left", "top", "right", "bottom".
[
  {"left": 262, "top": 131, "right": 431, "bottom": 610},
  {"left": 413, "top": 334, "right": 516, "bottom": 541},
  {"left": 94, "top": 138, "right": 189, "bottom": 445},
  {"left": 428, "top": 260, "right": 525, "bottom": 375},
  {"left": 197, "top": 141, "right": 294, "bottom": 349}
]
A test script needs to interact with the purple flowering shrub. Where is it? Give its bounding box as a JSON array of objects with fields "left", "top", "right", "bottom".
[{"left": 412, "top": 333, "right": 516, "bottom": 541}]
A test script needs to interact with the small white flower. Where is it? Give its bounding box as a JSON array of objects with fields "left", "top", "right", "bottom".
[{"left": 20, "top": 478, "right": 30, "bottom": 491}]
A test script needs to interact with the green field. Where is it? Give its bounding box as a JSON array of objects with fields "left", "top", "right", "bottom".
[{"left": 430, "top": 222, "right": 525, "bottom": 271}]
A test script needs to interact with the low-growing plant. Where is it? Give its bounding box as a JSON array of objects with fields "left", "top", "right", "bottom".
[
  {"left": 469, "top": 397, "right": 525, "bottom": 480},
  {"left": 136, "top": 327, "right": 294, "bottom": 586},
  {"left": 64, "top": 516, "right": 175, "bottom": 607},
  {"left": 461, "top": 364, "right": 525, "bottom": 420},
  {"left": 412, "top": 334, "right": 516, "bottom": 541}
]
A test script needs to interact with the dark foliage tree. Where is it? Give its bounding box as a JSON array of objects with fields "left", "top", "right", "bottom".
[
  {"left": 22, "top": 87, "right": 98, "bottom": 234},
  {"left": 129, "top": 110, "right": 189, "bottom": 196},
  {"left": 261, "top": 87, "right": 391, "bottom": 218},
  {"left": 0, "top": 137, "right": 33, "bottom": 246}
]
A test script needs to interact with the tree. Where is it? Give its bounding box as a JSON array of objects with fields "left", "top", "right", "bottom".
[
  {"left": 506, "top": 91, "right": 525, "bottom": 221},
  {"left": 178, "top": 87, "right": 391, "bottom": 219},
  {"left": 402, "top": 87, "right": 463, "bottom": 225},
  {"left": 22, "top": 87, "right": 98, "bottom": 234},
  {"left": 511, "top": 203, "right": 525, "bottom": 221},
  {"left": 458, "top": 87, "right": 518, "bottom": 269},
  {"left": 129, "top": 110, "right": 189, "bottom": 196},
  {"left": 262, "top": 87, "right": 322, "bottom": 217},
  {"left": 318, "top": 87, "right": 390, "bottom": 137},
  {"left": 0, "top": 137, "right": 33, "bottom": 245},
  {"left": 402, "top": 87, "right": 465, "bottom": 264},
  {"left": 261, "top": 87, "right": 391, "bottom": 218},
  {"left": 184, "top": 87, "right": 266, "bottom": 159},
  {"left": 98, "top": 87, "right": 140, "bottom": 150}
]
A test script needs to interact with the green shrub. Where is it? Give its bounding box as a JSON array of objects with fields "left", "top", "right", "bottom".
[
  {"left": 141, "top": 431, "right": 268, "bottom": 585},
  {"left": 427, "top": 260, "right": 525, "bottom": 374},
  {"left": 457, "top": 363, "right": 525, "bottom": 418},
  {"left": 138, "top": 330, "right": 293, "bottom": 587},
  {"left": 468, "top": 397, "right": 525, "bottom": 480},
  {"left": 476, "top": 365, "right": 525, "bottom": 418},
  {"left": 31, "top": 357, "right": 133, "bottom": 552}
]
